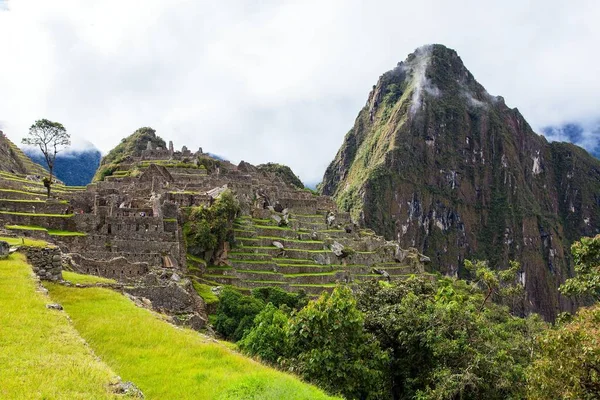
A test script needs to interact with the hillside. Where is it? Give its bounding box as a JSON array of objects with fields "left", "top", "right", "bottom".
[
  {"left": 93, "top": 126, "right": 166, "bottom": 181},
  {"left": 24, "top": 147, "right": 101, "bottom": 186},
  {"left": 0, "top": 131, "right": 49, "bottom": 177},
  {"left": 320, "top": 44, "right": 600, "bottom": 319},
  {"left": 0, "top": 253, "right": 120, "bottom": 399},
  {"left": 0, "top": 248, "right": 336, "bottom": 399}
]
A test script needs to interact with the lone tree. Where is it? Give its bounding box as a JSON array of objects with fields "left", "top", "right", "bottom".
[{"left": 22, "top": 119, "right": 70, "bottom": 197}]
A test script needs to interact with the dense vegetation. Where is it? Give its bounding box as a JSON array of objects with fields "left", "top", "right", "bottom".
[
  {"left": 257, "top": 162, "right": 305, "bottom": 189},
  {"left": 94, "top": 127, "right": 165, "bottom": 181},
  {"left": 183, "top": 190, "right": 240, "bottom": 262},
  {"left": 211, "top": 235, "right": 600, "bottom": 400}
]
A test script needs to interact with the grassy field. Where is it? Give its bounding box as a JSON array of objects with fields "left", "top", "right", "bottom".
[
  {"left": 0, "top": 254, "right": 119, "bottom": 399},
  {"left": 46, "top": 284, "right": 338, "bottom": 400}
]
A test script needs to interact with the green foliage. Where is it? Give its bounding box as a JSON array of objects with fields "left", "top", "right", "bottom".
[
  {"left": 527, "top": 304, "right": 600, "bottom": 399},
  {"left": 464, "top": 259, "right": 523, "bottom": 310},
  {"left": 283, "top": 287, "right": 389, "bottom": 400},
  {"left": 238, "top": 304, "right": 289, "bottom": 364},
  {"left": 214, "top": 288, "right": 265, "bottom": 341},
  {"left": 355, "top": 277, "right": 545, "bottom": 400},
  {"left": 93, "top": 127, "right": 165, "bottom": 181},
  {"left": 22, "top": 118, "right": 70, "bottom": 196},
  {"left": 241, "top": 287, "right": 389, "bottom": 400},
  {"left": 184, "top": 190, "right": 240, "bottom": 260},
  {"left": 95, "top": 163, "right": 119, "bottom": 181},
  {"left": 251, "top": 286, "right": 307, "bottom": 310},
  {"left": 560, "top": 234, "right": 600, "bottom": 301},
  {"left": 196, "top": 156, "right": 221, "bottom": 173},
  {"left": 257, "top": 163, "right": 304, "bottom": 189}
]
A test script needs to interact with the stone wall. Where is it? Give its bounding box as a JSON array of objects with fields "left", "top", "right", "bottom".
[
  {"left": 0, "top": 213, "right": 77, "bottom": 231},
  {"left": 25, "top": 246, "right": 63, "bottom": 281},
  {"left": 69, "top": 253, "right": 149, "bottom": 281}
]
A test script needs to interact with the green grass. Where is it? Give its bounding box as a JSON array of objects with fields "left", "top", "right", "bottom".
[
  {"left": 6, "top": 224, "right": 46, "bottom": 231},
  {"left": 192, "top": 281, "right": 220, "bottom": 305},
  {"left": 229, "top": 252, "right": 272, "bottom": 257},
  {"left": 0, "top": 254, "right": 118, "bottom": 399},
  {"left": 0, "top": 235, "right": 50, "bottom": 247},
  {"left": 187, "top": 254, "right": 208, "bottom": 265},
  {"left": 62, "top": 271, "right": 117, "bottom": 285},
  {"left": 254, "top": 224, "right": 293, "bottom": 231},
  {"left": 290, "top": 283, "right": 338, "bottom": 288},
  {"left": 46, "top": 284, "right": 336, "bottom": 399},
  {"left": 0, "top": 198, "right": 67, "bottom": 203},
  {"left": 256, "top": 236, "right": 324, "bottom": 244},
  {"left": 0, "top": 188, "right": 40, "bottom": 197},
  {"left": 283, "top": 271, "right": 340, "bottom": 277},
  {"left": 0, "top": 210, "right": 74, "bottom": 217},
  {"left": 229, "top": 259, "right": 274, "bottom": 264},
  {"left": 163, "top": 218, "right": 177, "bottom": 222},
  {"left": 6, "top": 224, "right": 87, "bottom": 236}
]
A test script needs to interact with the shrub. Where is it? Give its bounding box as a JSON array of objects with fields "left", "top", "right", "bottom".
[
  {"left": 238, "top": 304, "right": 289, "bottom": 365},
  {"left": 214, "top": 288, "right": 265, "bottom": 341},
  {"left": 527, "top": 305, "right": 600, "bottom": 399},
  {"left": 251, "top": 287, "right": 307, "bottom": 310},
  {"left": 184, "top": 190, "right": 239, "bottom": 260},
  {"left": 283, "top": 287, "right": 389, "bottom": 400}
]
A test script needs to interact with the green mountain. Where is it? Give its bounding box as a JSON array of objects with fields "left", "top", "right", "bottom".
[
  {"left": 321, "top": 44, "right": 600, "bottom": 319},
  {"left": 93, "top": 127, "right": 166, "bottom": 181}
]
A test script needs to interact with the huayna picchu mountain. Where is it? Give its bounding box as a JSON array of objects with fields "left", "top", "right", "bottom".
[{"left": 321, "top": 44, "right": 600, "bottom": 319}]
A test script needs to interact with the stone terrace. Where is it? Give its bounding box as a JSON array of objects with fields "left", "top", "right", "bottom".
[{"left": 0, "top": 139, "right": 429, "bottom": 296}]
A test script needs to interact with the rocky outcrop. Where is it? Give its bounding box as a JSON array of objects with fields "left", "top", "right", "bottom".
[
  {"left": 124, "top": 271, "right": 207, "bottom": 330},
  {"left": 321, "top": 44, "right": 600, "bottom": 320}
]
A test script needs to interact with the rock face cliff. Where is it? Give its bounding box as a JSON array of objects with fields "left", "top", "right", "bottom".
[{"left": 321, "top": 44, "right": 600, "bottom": 319}]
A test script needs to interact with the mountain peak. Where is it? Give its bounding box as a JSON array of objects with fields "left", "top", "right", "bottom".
[{"left": 321, "top": 44, "right": 600, "bottom": 320}]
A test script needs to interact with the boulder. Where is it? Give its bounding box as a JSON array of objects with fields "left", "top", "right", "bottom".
[
  {"left": 0, "top": 241, "right": 9, "bottom": 259},
  {"left": 272, "top": 241, "right": 284, "bottom": 250},
  {"left": 331, "top": 241, "right": 344, "bottom": 257}
]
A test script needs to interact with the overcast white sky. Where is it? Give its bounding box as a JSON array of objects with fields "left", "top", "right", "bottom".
[{"left": 0, "top": 0, "right": 599, "bottom": 184}]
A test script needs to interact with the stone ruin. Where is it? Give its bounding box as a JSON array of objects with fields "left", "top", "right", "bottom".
[{"left": 0, "top": 139, "right": 429, "bottom": 330}]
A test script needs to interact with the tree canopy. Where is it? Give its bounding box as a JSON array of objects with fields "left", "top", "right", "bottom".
[{"left": 22, "top": 119, "right": 70, "bottom": 196}]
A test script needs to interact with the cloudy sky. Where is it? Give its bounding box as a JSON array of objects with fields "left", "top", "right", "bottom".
[{"left": 0, "top": 0, "right": 598, "bottom": 185}]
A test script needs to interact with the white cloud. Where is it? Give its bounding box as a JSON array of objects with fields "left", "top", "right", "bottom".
[{"left": 0, "top": 0, "right": 599, "bottom": 184}]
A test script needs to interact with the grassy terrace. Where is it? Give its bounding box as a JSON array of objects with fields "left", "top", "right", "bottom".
[
  {"left": 62, "top": 271, "right": 117, "bottom": 285},
  {"left": 192, "top": 281, "right": 219, "bottom": 305},
  {"left": 0, "top": 188, "right": 41, "bottom": 197},
  {"left": 47, "top": 284, "right": 336, "bottom": 399},
  {"left": 6, "top": 224, "right": 87, "bottom": 236},
  {"left": 0, "top": 254, "right": 118, "bottom": 399},
  {"left": 0, "top": 235, "right": 50, "bottom": 247},
  {"left": 0, "top": 210, "right": 74, "bottom": 217}
]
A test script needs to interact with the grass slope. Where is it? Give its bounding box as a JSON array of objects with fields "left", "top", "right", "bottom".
[
  {"left": 0, "top": 254, "right": 118, "bottom": 399},
  {"left": 62, "top": 271, "right": 117, "bottom": 285},
  {"left": 46, "top": 284, "right": 338, "bottom": 400}
]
